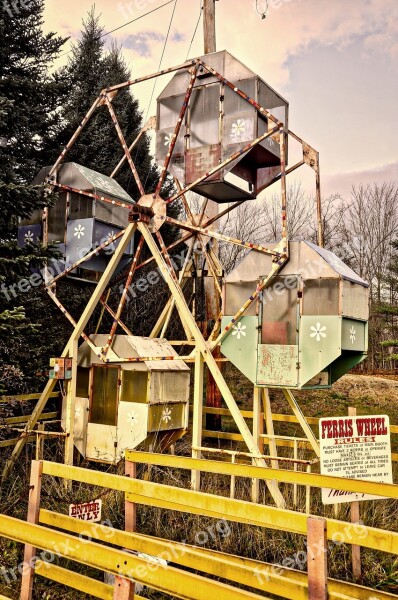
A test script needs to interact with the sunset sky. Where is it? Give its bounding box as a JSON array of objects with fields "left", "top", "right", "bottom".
[{"left": 43, "top": 0, "right": 398, "bottom": 199}]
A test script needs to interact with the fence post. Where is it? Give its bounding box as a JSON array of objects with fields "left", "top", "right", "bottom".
[
  {"left": 348, "top": 406, "right": 362, "bottom": 582},
  {"left": 307, "top": 517, "right": 328, "bottom": 600},
  {"left": 251, "top": 386, "right": 263, "bottom": 503},
  {"left": 113, "top": 459, "right": 137, "bottom": 600},
  {"left": 20, "top": 460, "right": 43, "bottom": 600},
  {"left": 35, "top": 424, "right": 45, "bottom": 461}
]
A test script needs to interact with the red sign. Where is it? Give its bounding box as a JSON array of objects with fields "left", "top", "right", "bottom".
[{"left": 69, "top": 499, "right": 102, "bottom": 522}]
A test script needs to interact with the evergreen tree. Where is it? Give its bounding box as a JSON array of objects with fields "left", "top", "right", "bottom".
[
  {"left": 59, "top": 9, "right": 159, "bottom": 198},
  {"left": 0, "top": 0, "right": 67, "bottom": 392}
]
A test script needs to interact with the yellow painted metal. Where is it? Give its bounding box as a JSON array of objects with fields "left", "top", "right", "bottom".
[
  {"left": 2, "top": 378, "right": 59, "bottom": 479},
  {"left": 263, "top": 388, "right": 279, "bottom": 469},
  {"left": 39, "top": 511, "right": 398, "bottom": 600},
  {"left": 191, "top": 350, "right": 204, "bottom": 491},
  {"left": 251, "top": 387, "right": 262, "bottom": 502},
  {"left": 138, "top": 223, "right": 286, "bottom": 508},
  {"left": 283, "top": 389, "right": 320, "bottom": 457},
  {"left": 0, "top": 595, "right": 12, "bottom": 600},
  {"left": 0, "top": 514, "right": 268, "bottom": 600},
  {"left": 40, "top": 510, "right": 308, "bottom": 600},
  {"left": 64, "top": 339, "right": 78, "bottom": 468},
  {"left": 125, "top": 451, "right": 398, "bottom": 500},
  {"left": 35, "top": 560, "right": 114, "bottom": 600},
  {"left": 201, "top": 430, "right": 398, "bottom": 461},
  {"left": 200, "top": 408, "right": 398, "bottom": 436},
  {"left": 0, "top": 393, "right": 60, "bottom": 404},
  {"left": 0, "top": 435, "right": 36, "bottom": 448},
  {"left": 41, "top": 460, "right": 398, "bottom": 554},
  {"left": 1, "top": 412, "right": 58, "bottom": 426}
]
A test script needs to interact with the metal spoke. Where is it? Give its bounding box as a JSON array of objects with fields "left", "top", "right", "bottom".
[
  {"left": 102, "top": 236, "right": 145, "bottom": 357},
  {"left": 156, "top": 65, "right": 199, "bottom": 194},
  {"left": 105, "top": 94, "right": 145, "bottom": 197}
]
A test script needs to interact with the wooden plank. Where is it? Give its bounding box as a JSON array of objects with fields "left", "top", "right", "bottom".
[
  {"left": 348, "top": 406, "right": 362, "bottom": 583},
  {"left": 307, "top": 517, "right": 327, "bottom": 600},
  {"left": 20, "top": 461, "right": 43, "bottom": 600}
]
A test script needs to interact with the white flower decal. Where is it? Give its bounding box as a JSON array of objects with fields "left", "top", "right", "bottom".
[
  {"left": 127, "top": 411, "right": 139, "bottom": 426},
  {"left": 107, "top": 231, "right": 115, "bottom": 240},
  {"left": 75, "top": 406, "right": 81, "bottom": 418},
  {"left": 231, "top": 119, "right": 246, "bottom": 138},
  {"left": 164, "top": 133, "right": 173, "bottom": 147},
  {"left": 74, "top": 224, "right": 85, "bottom": 239},
  {"left": 350, "top": 326, "right": 356, "bottom": 344},
  {"left": 310, "top": 322, "right": 327, "bottom": 342},
  {"left": 162, "top": 408, "right": 172, "bottom": 423},
  {"left": 232, "top": 322, "right": 247, "bottom": 340},
  {"left": 24, "top": 230, "right": 34, "bottom": 243}
]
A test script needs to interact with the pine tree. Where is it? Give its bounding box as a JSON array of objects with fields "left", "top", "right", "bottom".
[
  {"left": 0, "top": 0, "right": 67, "bottom": 392},
  {"left": 58, "top": 10, "right": 159, "bottom": 198}
]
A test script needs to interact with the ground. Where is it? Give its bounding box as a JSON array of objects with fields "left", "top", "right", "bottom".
[{"left": 0, "top": 371, "right": 398, "bottom": 598}]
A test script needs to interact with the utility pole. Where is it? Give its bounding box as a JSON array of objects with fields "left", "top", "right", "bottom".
[
  {"left": 203, "top": 0, "right": 216, "bottom": 54},
  {"left": 202, "top": 0, "right": 222, "bottom": 430}
]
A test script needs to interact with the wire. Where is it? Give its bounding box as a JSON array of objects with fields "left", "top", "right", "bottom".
[
  {"left": 141, "top": 0, "right": 178, "bottom": 190},
  {"left": 186, "top": 1, "right": 203, "bottom": 60},
  {"left": 255, "top": 0, "right": 268, "bottom": 19},
  {"left": 58, "top": 0, "right": 176, "bottom": 59}
]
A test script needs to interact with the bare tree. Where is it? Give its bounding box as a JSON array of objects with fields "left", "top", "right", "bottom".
[
  {"left": 219, "top": 182, "right": 316, "bottom": 273},
  {"left": 340, "top": 183, "right": 398, "bottom": 301}
]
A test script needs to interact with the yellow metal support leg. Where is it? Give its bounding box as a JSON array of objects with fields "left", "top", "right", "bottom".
[
  {"left": 138, "top": 223, "right": 286, "bottom": 508},
  {"left": 191, "top": 350, "right": 204, "bottom": 491}
]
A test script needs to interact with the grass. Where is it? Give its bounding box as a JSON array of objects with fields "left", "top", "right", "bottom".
[{"left": 0, "top": 366, "right": 398, "bottom": 598}]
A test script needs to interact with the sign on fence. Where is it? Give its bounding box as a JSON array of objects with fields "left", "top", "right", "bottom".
[
  {"left": 69, "top": 499, "right": 102, "bottom": 522},
  {"left": 319, "top": 415, "right": 392, "bottom": 504}
]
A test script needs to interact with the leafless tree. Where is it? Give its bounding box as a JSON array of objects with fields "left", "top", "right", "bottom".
[
  {"left": 219, "top": 182, "right": 316, "bottom": 273},
  {"left": 340, "top": 183, "right": 398, "bottom": 301}
]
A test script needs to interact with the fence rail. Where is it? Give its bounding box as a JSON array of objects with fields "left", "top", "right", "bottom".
[{"left": 0, "top": 456, "right": 396, "bottom": 599}]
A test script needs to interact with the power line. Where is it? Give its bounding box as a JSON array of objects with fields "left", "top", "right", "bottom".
[
  {"left": 99, "top": 0, "right": 175, "bottom": 39},
  {"left": 58, "top": 0, "right": 176, "bottom": 59},
  {"left": 186, "top": 1, "right": 203, "bottom": 60},
  {"left": 140, "top": 0, "right": 178, "bottom": 189}
]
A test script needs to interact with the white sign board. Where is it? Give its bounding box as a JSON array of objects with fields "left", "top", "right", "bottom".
[
  {"left": 69, "top": 499, "right": 102, "bottom": 522},
  {"left": 319, "top": 415, "right": 392, "bottom": 504}
]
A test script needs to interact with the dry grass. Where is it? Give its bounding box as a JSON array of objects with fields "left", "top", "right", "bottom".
[{"left": 1, "top": 369, "right": 398, "bottom": 598}]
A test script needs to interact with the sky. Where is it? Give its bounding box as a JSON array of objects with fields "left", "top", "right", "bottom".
[{"left": 42, "top": 0, "right": 398, "bottom": 200}]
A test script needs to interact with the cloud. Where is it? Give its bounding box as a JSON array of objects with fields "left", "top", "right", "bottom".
[
  {"left": 323, "top": 161, "right": 398, "bottom": 199},
  {"left": 225, "top": 0, "right": 398, "bottom": 87},
  {"left": 171, "top": 31, "right": 185, "bottom": 43},
  {"left": 123, "top": 31, "right": 164, "bottom": 57}
]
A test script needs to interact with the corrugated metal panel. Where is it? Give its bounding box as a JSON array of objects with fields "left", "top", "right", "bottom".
[
  {"left": 305, "top": 242, "right": 369, "bottom": 287},
  {"left": 125, "top": 336, "right": 190, "bottom": 371},
  {"left": 342, "top": 279, "right": 369, "bottom": 320}
]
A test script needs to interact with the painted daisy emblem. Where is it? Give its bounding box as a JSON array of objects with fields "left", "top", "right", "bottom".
[
  {"left": 350, "top": 326, "right": 356, "bottom": 344},
  {"left": 231, "top": 119, "right": 246, "bottom": 138},
  {"left": 127, "top": 411, "right": 139, "bottom": 426},
  {"left": 162, "top": 408, "right": 172, "bottom": 423},
  {"left": 74, "top": 224, "right": 85, "bottom": 239},
  {"left": 75, "top": 406, "right": 81, "bottom": 418},
  {"left": 164, "top": 133, "right": 173, "bottom": 147},
  {"left": 232, "top": 322, "right": 247, "bottom": 340},
  {"left": 310, "top": 322, "right": 327, "bottom": 342},
  {"left": 24, "top": 230, "right": 34, "bottom": 243}
]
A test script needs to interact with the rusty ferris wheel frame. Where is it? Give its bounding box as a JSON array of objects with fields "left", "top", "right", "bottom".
[{"left": 3, "top": 57, "right": 323, "bottom": 508}]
